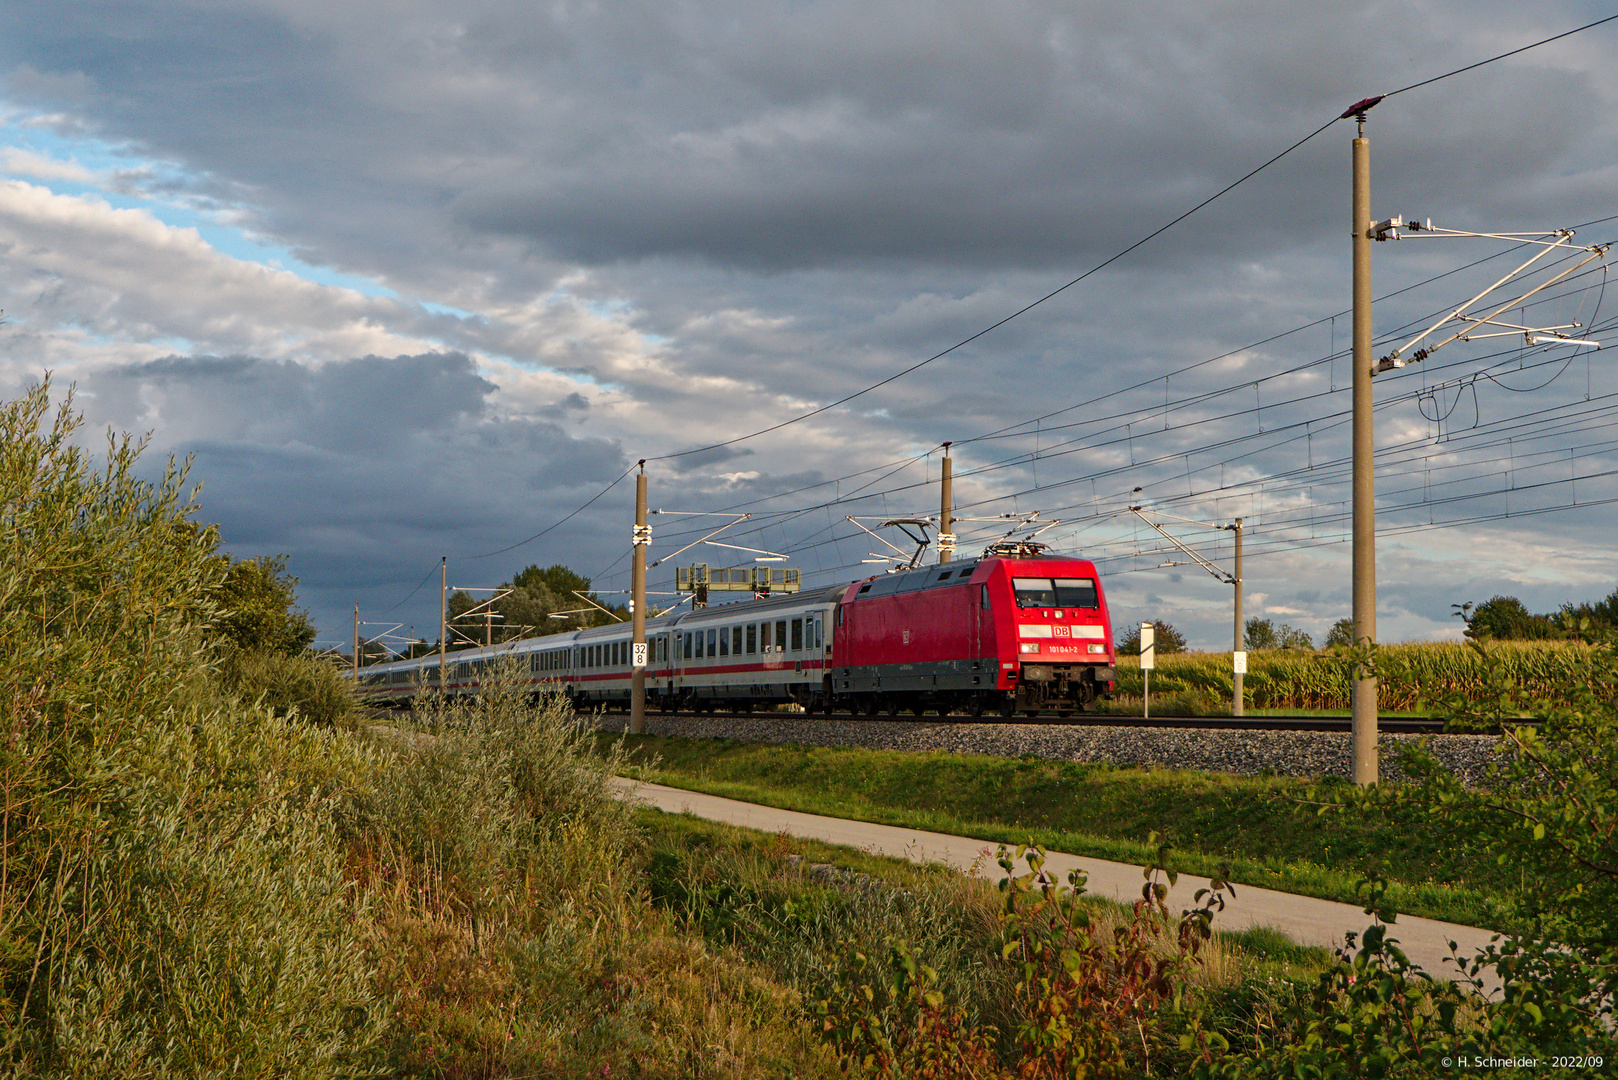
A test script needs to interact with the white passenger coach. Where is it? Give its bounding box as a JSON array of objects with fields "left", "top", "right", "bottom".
[{"left": 351, "top": 585, "right": 844, "bottom": 713}]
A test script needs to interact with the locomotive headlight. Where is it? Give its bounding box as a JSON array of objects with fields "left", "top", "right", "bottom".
[
  {"left": 1088, "top": 644, "right": 1104, "bottom": 654},
  {"left": 1019, "top": 643, "right": 1039, "bottom": 654}
]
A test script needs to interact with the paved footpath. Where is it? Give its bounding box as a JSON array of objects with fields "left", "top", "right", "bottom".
[{"left": 611, "top": 777, "right": 1503, "bottom": 988}]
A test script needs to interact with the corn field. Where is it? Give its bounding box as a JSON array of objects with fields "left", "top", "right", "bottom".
[{"left": 1110, "top": 640, "right": 1594, "bottom": 712}]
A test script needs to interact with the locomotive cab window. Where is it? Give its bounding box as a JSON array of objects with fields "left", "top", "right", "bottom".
[
  {"left": 1013, "top": 578, "right": 1057, "bottom": 608},
  {"left": 1055, "top": 578, "right": 1099, "bottom": 609}
]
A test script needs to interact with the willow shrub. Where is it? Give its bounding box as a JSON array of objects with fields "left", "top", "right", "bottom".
[
  {"left": 221, "top": 646, "right": 358, "bottom": 728},
  {"left": 0, "top": 381, "right": 384, "bottom": 1077}
]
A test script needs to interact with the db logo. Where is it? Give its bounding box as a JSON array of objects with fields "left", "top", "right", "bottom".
[
  {"left": 902, "top": 629, "right": 911, "bottom": 645},
  {"left": 1053, "top": 625, "right": 1071, "bottom": 638}
]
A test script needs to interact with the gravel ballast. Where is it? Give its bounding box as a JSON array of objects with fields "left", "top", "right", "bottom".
[{"left": 596, "top": 714, "right": 1504, "bottom": 785}]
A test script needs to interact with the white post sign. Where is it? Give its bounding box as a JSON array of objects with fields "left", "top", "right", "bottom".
[
  {"left": 632, "top": 642, "right": 648, "bottom": 669},
  {"left": 1139, "top": 622, "right": 1154, "bottom": 719},
  {"left": 1232, "top": 650, "right": 1247, "bottom": 674}
]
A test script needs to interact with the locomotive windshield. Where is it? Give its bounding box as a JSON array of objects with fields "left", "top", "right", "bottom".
[{"left": 1013, "top": 576, "right": 1099, "bottom": 609}]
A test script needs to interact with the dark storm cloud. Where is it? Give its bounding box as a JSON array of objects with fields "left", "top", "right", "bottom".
[
  {"left": 12, "top": 0, "right": 1599, "bottom": 282},
  {"left": 71, "top": 351, "right": 627, "bottom": 634}
]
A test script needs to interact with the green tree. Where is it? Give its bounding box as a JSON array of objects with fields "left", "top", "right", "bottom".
[
  {"left": 1276, "top": 624, "right": 1313, "bottom": 650},
  {"left": 1462, "top": 594, "right": 1563, "bottom": 640},
  {"left": 444, "top": 564, "right": 626, "bottom": 647},
  {"left": 1245, "top": 616, "right": 1311, "bottom": 650},
  {"left": 212, "top": 553, "right": 316, "bottom": 655},
  {"left": 1323, "top": 617, "right": 1355, "bottom": 648},
  {"left": 1243, "top": 616, "right": 1276, "bottom": 650},
  {"left": 1117, "top": 620, "right": 1186, "bottom": 656},
  {"left": 513, "top": 563, "right": 593, "bottom": 598},
  {"left": 1560, "top": 585, "right": 1618, "bottom": 637}
]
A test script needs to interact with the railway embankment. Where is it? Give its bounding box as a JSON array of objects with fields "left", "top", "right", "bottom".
[{"left": 596, "top": 713, "right": 1503, "bottom": 784}]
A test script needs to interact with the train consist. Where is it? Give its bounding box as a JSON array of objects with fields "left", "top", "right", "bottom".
[{"left": 349, "top": 543, "right": 1117, "bottom": 717}]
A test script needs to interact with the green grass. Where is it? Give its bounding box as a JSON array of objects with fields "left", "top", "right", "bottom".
[{"left": 612, "top": 735, "right": 1513, "bottom": 929}]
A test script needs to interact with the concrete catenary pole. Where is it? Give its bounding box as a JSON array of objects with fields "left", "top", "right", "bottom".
[
  {"left": 1231, "top": 517, "right": 1244, "bottom": 717},
  {"left": 630, "top": 462, "right": 649, "bottom": 735},
  {"left": 938, "top": 443, "right": 954, "bottom": 564},
  {"left": 1351, "top": 112, "right": 1379, "bottom": 785}
]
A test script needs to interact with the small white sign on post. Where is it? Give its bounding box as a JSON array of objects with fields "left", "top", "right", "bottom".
[
  {"left": 1232, "top": 650, "right": 1247, "bottom": 675},
  {"left": 632, "top": 642, "right": 648, "bottom": 668},
  {"left": 1139, "top": 622, "right": 1154, "bottom": 720}
]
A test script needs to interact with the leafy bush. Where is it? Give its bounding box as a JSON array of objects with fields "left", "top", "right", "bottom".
[{"left": 814, "top": 841, "right": 1231, "bottom": 1078}]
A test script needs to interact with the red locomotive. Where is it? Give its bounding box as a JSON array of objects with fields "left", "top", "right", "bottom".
[{"left": 832, "top": 541, "right": 1116, "bottom": 717}]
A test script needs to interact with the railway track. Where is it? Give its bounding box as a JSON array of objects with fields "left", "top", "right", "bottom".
[{"left": 608, "top": 709, "right": 1457, "bottom": 734}]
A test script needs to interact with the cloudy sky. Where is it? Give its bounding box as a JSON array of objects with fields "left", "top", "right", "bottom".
[{"left": 2, "top": 0, "right": 1615, "bottom": 652}]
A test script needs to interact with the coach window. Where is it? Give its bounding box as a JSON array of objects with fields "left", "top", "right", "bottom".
[
  {"left": 745, "top": 623, "right": 757, "bottom": 654},
  {"left": 732, "top": 626, "right": 742, "bottom": 654},
  {"left": 718, "top": 629, "right": 729, "bottom": 657},
  {"left": 775, "top": 620, "right": 787, "bottom": 653},
  {"left": 695, "top": 631, "right": 705, "bottom": 658},
  {"left": 790, "top": 618, "right": 803, "bottom": 652},
  {"left": 707, "top": 628, "right": 717, "bottom": 656}
]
